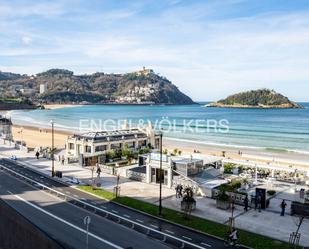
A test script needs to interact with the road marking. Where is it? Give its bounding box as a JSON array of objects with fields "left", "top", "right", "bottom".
[
  {"left": 182, "top": 236, "right": 192, "bottom": 241},
  {"left": 123, "top": 214, "right": 131, "bottom": 218},
  {"left": 73, "top": 194, "right": 79, "bottom": 198},
  {"left": 201, "top": 242, "right": 211, "bottom": 247},
  {"left": 136, "top": 219, "right": 144, "bottom": 223},
  {"left": 91, "top": 201, "right": 97, "bottom": 205},
  {"left": 112, "top": 210, "right": 118, "bottom": 214},
  {"left": 100, "top": 206, "right": 107, "bottom": 209},
  {"left": 65, "top": 191, "right": 70, "bottom": 194},
  {"left": 164, "top": 230, "right": 174, "bottom": 234},
  {"left": 150, "top": 224, "right": 158, "bottom": 229},
  {"left": 58, "top": 188, "right": 63, "bottom": 191},
  {"left": 81, "top": 198, "right": 86, "bottom": 201},
  {"left": 8, "top": 191, "right": 122, "bottom": 249}
]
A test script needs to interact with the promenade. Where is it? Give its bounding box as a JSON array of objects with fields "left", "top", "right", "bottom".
[{"left": 1, "top": 142, "right": 308, "bottom": 246}]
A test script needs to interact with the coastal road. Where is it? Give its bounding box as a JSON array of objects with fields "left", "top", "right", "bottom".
[{"left": 0, "top": 158, "right": 246, "bottom": 249}]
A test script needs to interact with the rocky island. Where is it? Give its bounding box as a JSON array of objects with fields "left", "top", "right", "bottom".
[
  {"left": 206, "top": 89, "right": 303, "bottom": 109},
  {"left": 0, "top": 67, "right": 195, "bottom": 108}
]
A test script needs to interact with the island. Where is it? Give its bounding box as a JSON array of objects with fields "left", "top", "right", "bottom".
[
  {"left": 206, "top": 89, "right": 303, "bottom": 109},
  {"left": 0, "top": 67, "right": 195, "bottom": 109}
]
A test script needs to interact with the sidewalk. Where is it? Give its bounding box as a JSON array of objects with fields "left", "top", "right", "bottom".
[{"left": 1, "top": 143, "right": 308, "bottom": 246}]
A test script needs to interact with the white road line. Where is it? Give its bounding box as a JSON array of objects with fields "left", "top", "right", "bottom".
[
  {"left": 112, "top": 210, "right": 118, "bottom": 214},
  {"left": 164, "top": 230, "right": 174, "bottom": 234},
  {"left": 8, "top": 191, "right": 122, "bottom": 249},
  {"left": 100, "top": 205, "right": 107, "bottom": 209},
  {"left": 65, "top": 191, "right": 70, "bottom": 194},
  {"left": 73, "top": 195, "right": 79, "bottom": 198},
  {"left": 91, "top": 201, "right": 97, "bottom": 205},
  {"left": 136, "top": 219, "right": 144, "bottom": 223},
  {"left": 81, "top": 198, "right": 86, "bottom": 201},
  {"left": 201, "top": 242, "right": 212, "bottom": 247},
  {"left": 150, "top": 224, "right": 158, "bottom": 229},
  {"left": 58, "top": 188, "right": 63, "bottom": 191},
  {"left": 182, "top": 236, "right": 192, "bottom": 241},
  {"left": 123, "top": 214, "right": 131, "bottom": 218}
]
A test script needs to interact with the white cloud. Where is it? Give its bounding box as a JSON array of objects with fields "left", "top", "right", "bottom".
[{"left": 21, "top": 36, "right": 32, "bottom": 45}]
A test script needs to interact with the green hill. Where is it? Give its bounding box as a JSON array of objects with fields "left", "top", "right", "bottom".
[
  {"left": 0, "top": 68, "right": 195, "bottom": 105},
  {"left": 207, "top": 89, "right": 302, "bottom": 109}
]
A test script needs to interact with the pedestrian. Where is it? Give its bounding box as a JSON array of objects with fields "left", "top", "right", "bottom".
[
  {"left": 175, "top": 184, "right": 179, "bottom": 198},
  {"left": 96, "top": 164, "right": 101, "bottom": 177},
  {"left": 58, "top": 155, "right": 61, "bottom": 162},
  {"left": 179, "top": 185, "right": 183, "bottom": 198},
  {"left": 35, "top": 151, "right": 39, "bottom": 159},
  {"left": 257, "top": 195, "right": 262, "bottom": 212},
  {"left": 280, "top": 199, "right": 287, "bottom": 216},
  {"left": 244, "top": 195, "right": 249, "bottom": 212}
]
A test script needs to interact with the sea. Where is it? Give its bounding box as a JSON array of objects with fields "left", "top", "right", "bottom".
[{"left": 5, "top": 102, "right": 309, "bottom": 154}]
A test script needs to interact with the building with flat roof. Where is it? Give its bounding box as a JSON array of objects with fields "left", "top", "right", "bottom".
[
  {"left": 66, "top": 124, "right": 161, "bottom": 166},
  {"left": 39, "top": 83, "right": 47, "bottom": 94}
]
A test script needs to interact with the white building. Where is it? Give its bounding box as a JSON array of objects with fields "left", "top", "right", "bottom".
[
  {"left": 39, "top": 83, "right": 47, "bottom": 94},
  {"left": 66, "top": 125, "right": 161, "bottom": 166}
]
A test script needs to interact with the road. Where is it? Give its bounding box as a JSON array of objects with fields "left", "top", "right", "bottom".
[{"left": 0, "top": 158, "right": 243, "bottom": 249}]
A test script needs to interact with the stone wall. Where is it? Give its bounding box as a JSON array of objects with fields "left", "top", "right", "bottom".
[{"left": 0, "top": 199, "right": 67, "bottom": 249}]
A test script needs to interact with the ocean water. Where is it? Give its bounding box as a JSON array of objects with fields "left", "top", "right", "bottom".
[{"left": 7, "top": 103, "right": 309, "bottom": 154}]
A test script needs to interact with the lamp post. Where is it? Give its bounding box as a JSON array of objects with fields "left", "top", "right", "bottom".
[
  {"left": 159, "top": 132, "right": 163, "bottom": 216},
  {"left": 50, "top": 120, "right": 55, "bottom": 177}
]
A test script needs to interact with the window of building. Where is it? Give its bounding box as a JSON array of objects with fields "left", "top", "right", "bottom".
[
  {"left": 69, "top": 143, "right": 75, "bottom": 150},
  {"left": 85, "top": 145, "right": 92, "bottom": 153},
  {"left": 95, "top": 145, "right": 107, "bottom": 152}
]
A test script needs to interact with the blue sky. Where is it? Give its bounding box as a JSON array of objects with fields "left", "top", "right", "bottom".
[{"left": 1, "top": 0, "right": 309, "bottom": 101}]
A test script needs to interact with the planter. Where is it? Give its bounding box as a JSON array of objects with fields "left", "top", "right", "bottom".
[
  {"left": 181, "top": 200, "right": 196, "bottom": 211},
  {"left": 216, "top": 199, "right": 230, "bottom": 210}
]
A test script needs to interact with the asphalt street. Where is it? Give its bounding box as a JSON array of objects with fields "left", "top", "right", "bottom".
[{"left": 0, "top": 158, "right": 244, "bottom": 249}]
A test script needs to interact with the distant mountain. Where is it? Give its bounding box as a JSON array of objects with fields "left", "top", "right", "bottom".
[
  {"left": 206, "top": 89, "right": 303, "bottom": 109},
  {"left": 0, "top": 71, "right": 23, "bottom": 81},
  {"left": 0, "top": 68, "right": 195, "bottom": 105}
]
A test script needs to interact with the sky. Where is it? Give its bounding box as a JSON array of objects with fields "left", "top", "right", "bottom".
[{"left": 1, "top": 0, "right": 309, "bottom": 101}]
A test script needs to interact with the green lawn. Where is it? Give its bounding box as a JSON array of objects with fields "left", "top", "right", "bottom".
[{"left": 78, "top": 186, "right": 294, "bottom": 249}]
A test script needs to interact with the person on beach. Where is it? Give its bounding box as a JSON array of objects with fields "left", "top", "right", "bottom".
[
  {"left": 280, "top": 200, "right": 287, "bottom": 216},
  {"left": 35, "top": 151, "right": 39, "bottom": 159},
  {"left": 244, "top": 195, "right": 249, "bottom": 211}
]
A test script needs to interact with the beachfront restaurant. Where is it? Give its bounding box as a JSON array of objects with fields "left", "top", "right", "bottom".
[
  {"left": 144, "top": 153, "right": 204, "bottom": 188},
  {"left": 66, "top": 127, "right": 161, "bottom": 166}
]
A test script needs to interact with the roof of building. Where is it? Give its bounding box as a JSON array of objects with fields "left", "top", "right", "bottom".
[
  {"left": 70, "top": 128, "right": 150, "bottom": 142},
  {"left": 172, "top": 158, "right": 203, "bottom": 164}
]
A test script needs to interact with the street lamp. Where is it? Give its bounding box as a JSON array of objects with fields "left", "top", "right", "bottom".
[
  {"left": 50, "top": 120, "right": 55, "bottom": 177},
  {"left": 159, "top": 132, "right": 163, "bottom": 216}
]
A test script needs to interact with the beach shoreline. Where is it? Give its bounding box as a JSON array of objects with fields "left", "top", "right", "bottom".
[
  {"left": 43, "top": 104, "right": 83, "bottom": 110},
  {"left": 9, "top": 124, "right": 309, "bottom": 170}
]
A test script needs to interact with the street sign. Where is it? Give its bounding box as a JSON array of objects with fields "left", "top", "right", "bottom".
[{"left": 84, "top": 215, "right": 91, "bottom": 225}]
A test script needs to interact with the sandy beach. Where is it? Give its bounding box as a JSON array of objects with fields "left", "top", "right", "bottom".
[
  {"left": 12, "top": 125, "right": 73, "bottom": 149},
  {"left": 43, "top": 104, "right": 82, "bottom": 110},
  {"left": 10, "top": 123, "right": 309, "bottom": 171},
  {"left": 163, "top": 137, "right": 309, "bottom": 169}
]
